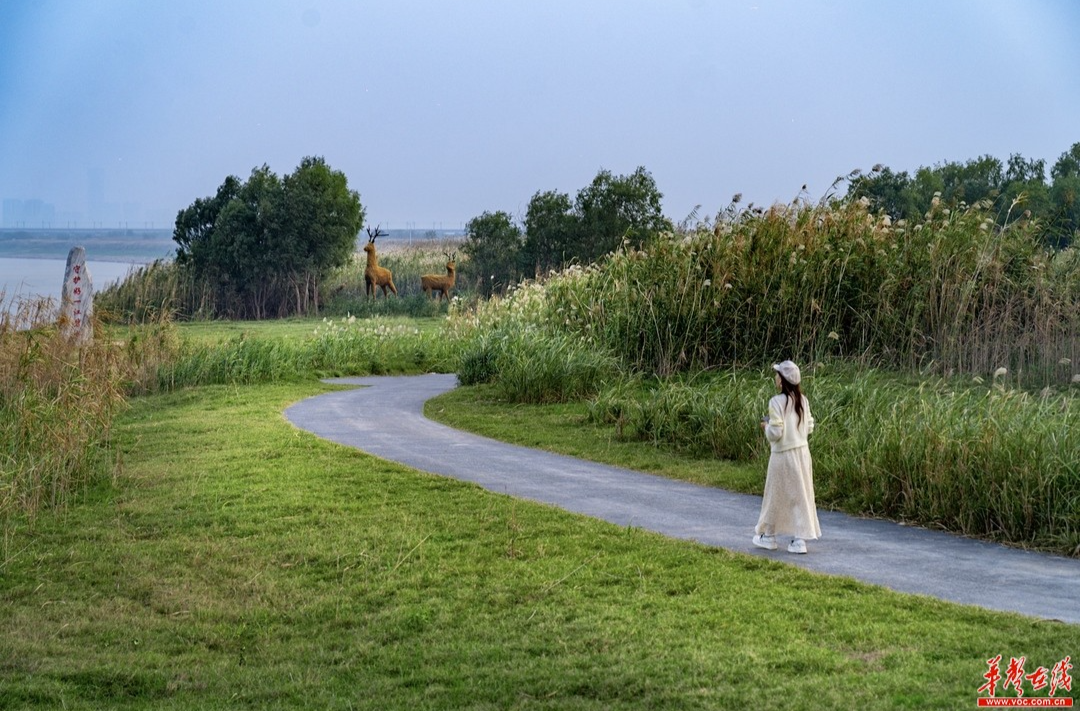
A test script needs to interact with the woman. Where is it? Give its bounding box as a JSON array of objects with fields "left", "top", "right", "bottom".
[{"left": 753, "top": 360, "right": 821, "bottom": 554}]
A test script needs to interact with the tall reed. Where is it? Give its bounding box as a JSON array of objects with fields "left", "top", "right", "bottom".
[
  {"left": 154, "top": 316, "right": 460, "bottom": 390},
  {"left": 448, "top": 279, "right": 622, "bottom": 402},
  {"left": 542, "top": 197, "right": 1079, "bottom": 385},
  {"left": 1, "top": 294, "right": 128, "bottom": 545},
  {"left": 96, "top": 259, "right": 216, "bottom": 323}
]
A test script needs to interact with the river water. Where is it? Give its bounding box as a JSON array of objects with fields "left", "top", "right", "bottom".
[{"left": 1, "top": 256, "right": 139, "bottom": 308}]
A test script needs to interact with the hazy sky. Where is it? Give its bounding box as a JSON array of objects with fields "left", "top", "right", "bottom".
[{"left": 1, "top": 0, "right": 1079, "bottom": 229}]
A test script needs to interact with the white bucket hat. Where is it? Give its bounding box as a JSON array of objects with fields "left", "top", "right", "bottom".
[{"left": 772, "top": 360, "right": 801, "bottom": 385}]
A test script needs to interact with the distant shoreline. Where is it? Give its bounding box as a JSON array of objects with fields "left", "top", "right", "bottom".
[
  {"left": 0, "top": 227, "right": 466, "bottom": 267},
  {"left": 0, "top": 252, "right": 171, "bottom": 265}
]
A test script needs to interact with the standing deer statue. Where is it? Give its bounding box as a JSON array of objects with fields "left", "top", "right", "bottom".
[
  {"left": 362, "top": 225, "right": 397, "bottom": 298},
  {"left": 421, "top": 252, "right": 457, "bottom": 301}
]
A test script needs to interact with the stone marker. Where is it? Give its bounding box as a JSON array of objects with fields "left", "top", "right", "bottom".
[{"left": 60, "top": 246, "right": 94, "bottom": 345}]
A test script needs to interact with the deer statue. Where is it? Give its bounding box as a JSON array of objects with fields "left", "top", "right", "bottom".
[
  {"left": 362, "top": 225, "right": 397, "bottom": 298},
  {"left": 420, "top": 252, "right": 457, "bottom": 302}
]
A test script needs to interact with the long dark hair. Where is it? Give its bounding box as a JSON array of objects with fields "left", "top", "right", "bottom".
[{"left": 778, "top": 375, "right": 805, "bottom": 426}]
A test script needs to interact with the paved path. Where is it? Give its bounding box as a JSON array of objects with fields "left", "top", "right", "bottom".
[{"left": 285, "top": 374, "right": 1080, "bottom": 625}]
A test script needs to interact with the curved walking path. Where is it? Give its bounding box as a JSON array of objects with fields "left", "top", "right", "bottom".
[{"left": 285, "top": 374, "right": 1080, "bottom": 625}]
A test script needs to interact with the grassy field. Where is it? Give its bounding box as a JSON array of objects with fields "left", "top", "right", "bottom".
[
  {"left": 3, "top": 311, "right": 1077, "bottom": 709},
  {"left": 2, "top": 380, "right": 1077, "bottom": 710}
]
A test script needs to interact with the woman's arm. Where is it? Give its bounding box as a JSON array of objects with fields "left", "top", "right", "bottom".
[{"left": 765, "top": 397, "right": 784, "bottom": 443}]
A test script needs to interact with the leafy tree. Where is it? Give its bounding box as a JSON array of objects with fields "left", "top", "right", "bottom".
[
  {"left": 173, "top": 174, "right": 242, "bottom": 276},
  {"left": 1049, "top": 177, "right": 1080, "bottom": 248},
  {"left": 280, "top": 156, "right": 365, "bottom": 314},
  {"left": 940, "top": 155, "right": 1004, "bottom": 207},
  {"left": 1044, "top": 143, "right": 1080, "bottom": 247},
  {"left": 522, "top": 189, "right": 575, "bottom": 277},
  {"left": 198, "top": 166, "right": 276, "bottom": 317},
  {"left": 1050, "top": 142, "right": 1080, "bottom": 181},
  {"left": 572, "top": 167, "right": 671, "bottom": 263},
  {"left": 172, "top": 157, "right": 363, "bottom": 318},
  {"left": 847, "top": 166, "right": 917, "bottom": 220},
  {"left": 461, "top": 211, "right": 522, "bottom": 297},
  {"left": 1000, "top": 154, "right": 1051, "bottom": 227},
  {"left": 844, "top": 149, "right": 1071, "bottom": 246}
]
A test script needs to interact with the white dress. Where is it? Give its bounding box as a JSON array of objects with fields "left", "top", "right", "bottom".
[{"left": 754, "top": 393, "right": 821, "bottom": 540}]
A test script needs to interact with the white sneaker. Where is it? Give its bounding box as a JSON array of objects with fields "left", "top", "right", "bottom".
[
  {"left": 752, "top": 534, "right": 777, "bottom": 551},
  {"left": 788, "top": 538, "right": 807, "bottom": 554}
]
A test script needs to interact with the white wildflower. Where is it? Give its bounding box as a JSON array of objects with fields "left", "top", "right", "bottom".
[
  {"left": 827, "top": 331, "right": 839, "bottom": 341},
  {"left": 703, "top": 279, "right": 711, "bottom": 287}
]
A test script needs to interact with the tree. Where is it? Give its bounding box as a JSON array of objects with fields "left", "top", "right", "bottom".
[
  {"left": 461, "top": 211, "right": 522, "bottom": 297},
  {"left": 1000, "top": 153, "right": 1050, "bottom": 227},
  {"left": 847, "top": 166, "right": 916, "bottom": 220},
  {"left": 845, "top": 146, "right": 1077, "bottom": 248},
  {"left": 1050, "top": 142, "right": 1080, "bottom": 181},
  {"left": 280, "top": 156, "right": 365, "bottom": 314},
  {"left": 522, "top": 189, "right": 575, "bottom": 276},
  {"left": 1049, "top": 174, "right": 1080, "bottom": 249},
  {"left": 572, "top": 167, "right": 671, "bottom": 263},
  {"left": 173, "top": 174, "right": 242, "bottom": 276},
  {"left": 207, "top": 165, "right": 283, "bottom": 318},
  {"left": 172, "top": 157, "right": 363, "bottom": 318}
]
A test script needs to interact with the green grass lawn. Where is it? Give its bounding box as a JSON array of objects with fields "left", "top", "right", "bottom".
[{"left": 2, "top": 380, "right": 1076, "bottom": 709}]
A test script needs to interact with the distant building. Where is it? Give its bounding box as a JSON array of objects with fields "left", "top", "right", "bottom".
[{"left": 1, "top": 198, "right": 57, "bottom": 228}]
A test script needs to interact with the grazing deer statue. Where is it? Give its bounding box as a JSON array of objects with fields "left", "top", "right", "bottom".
[
  {"left": 362, "top": 225, "right": 397, "bottom": 298},
  {"left": 421, "top": 252, "right": 457, "bottom": 301}
]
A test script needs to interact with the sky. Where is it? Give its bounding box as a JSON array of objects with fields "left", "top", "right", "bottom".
[{"left": 1, "top": 0, "right": 1079, "bottom": 231}]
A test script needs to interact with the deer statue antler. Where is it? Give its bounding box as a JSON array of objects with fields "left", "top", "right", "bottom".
[{"left": 365, "top": 224, "right": 386, "bottom": 243}]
